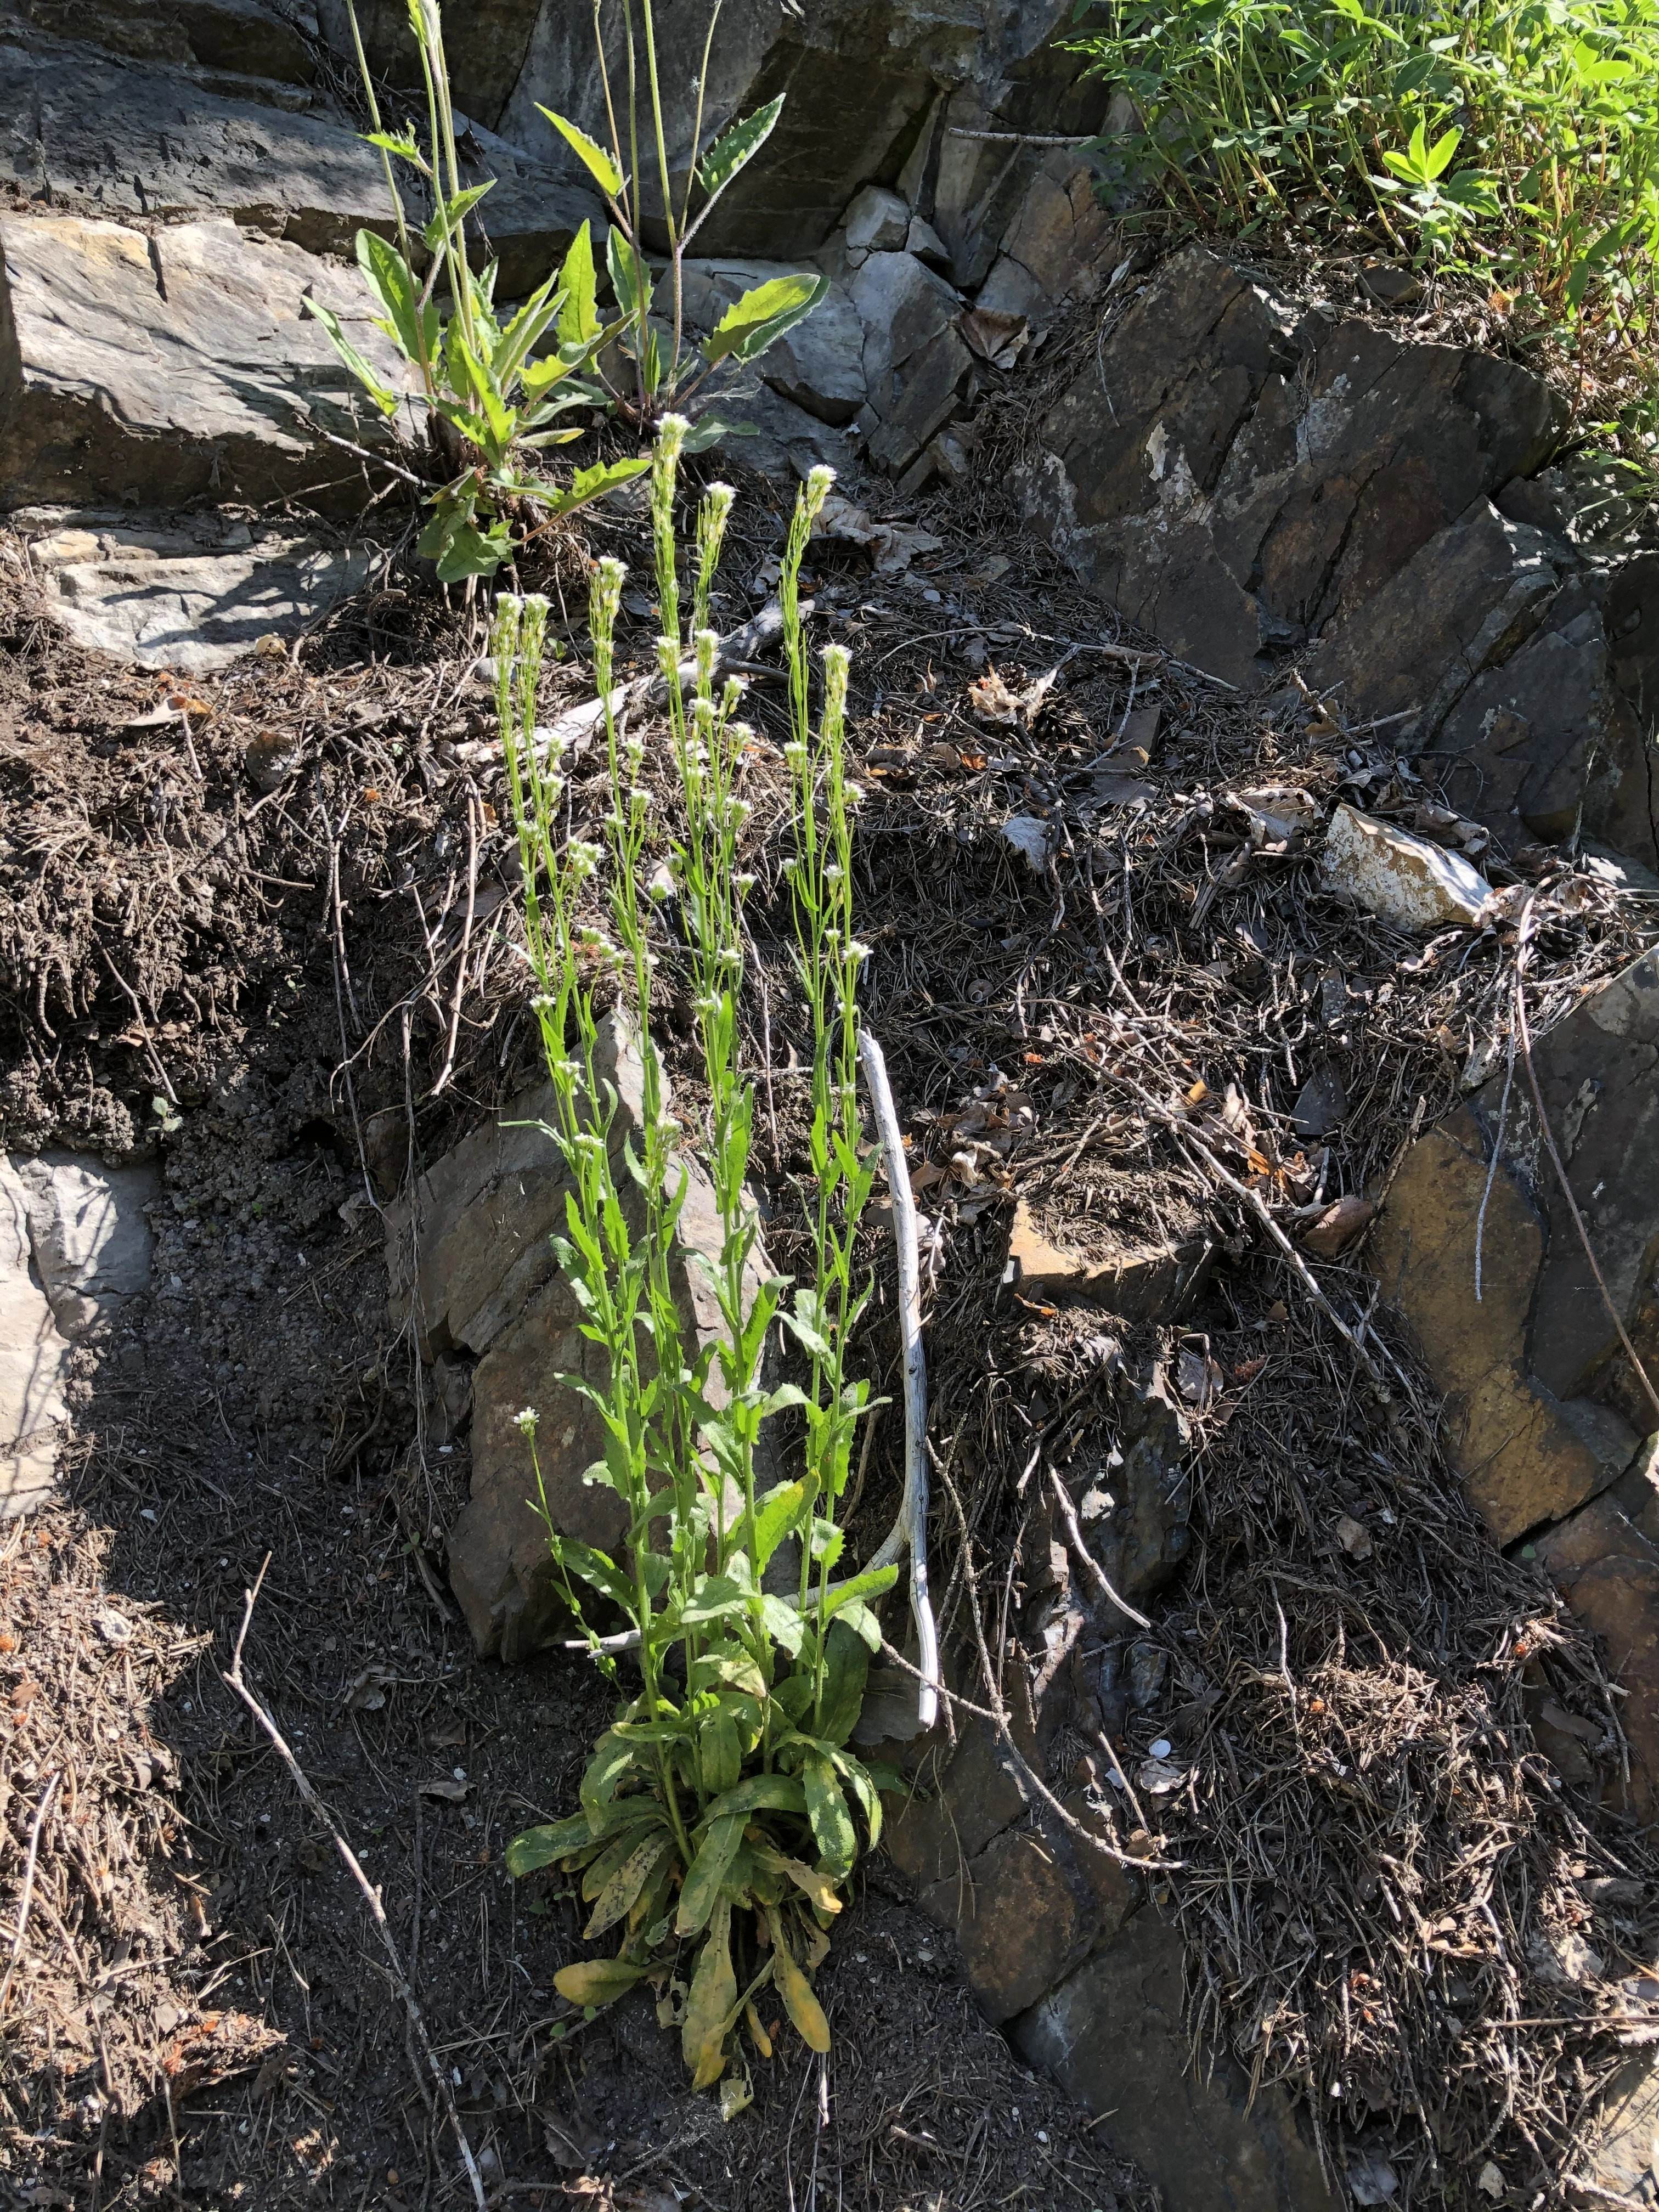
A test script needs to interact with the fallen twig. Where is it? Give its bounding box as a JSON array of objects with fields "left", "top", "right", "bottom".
[
  {"left": 0, "top": 1771, "right": 60, "bottom": 2016},
  {"left": 1046, "top": 1462, "right": 1151, "bottom": 1629},
  {"left": 223, "top": 1559, "right": 487, "bottom": 2212},
  {"left": 431, "top": 789, "right": 480, "bottom": 1097},
  {"left": 860, "top": 1027, "right": 941, "bottom": 1731}
]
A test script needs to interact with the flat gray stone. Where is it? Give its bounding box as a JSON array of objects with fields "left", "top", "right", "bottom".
[
  {"left": 0, "top": 31, "right": 601, "bottom": 294},
  {"left": 0, "top": 213, "right": 408, "bottom": 515},
  {"left": 850, "top": 250, "right": 962, "bottom": 411},
  {"left": 22, "top": 509, "right": 375, "bottom": 669},
  {"left": 1, "top": 1151, "right": 158, "bottom": 1517},
  {"left": 1014, "top": 1910, "right": 1340, "bottom": 2212},
  {"left": 21, "top": 0, "right": 322, "bottom": 90},
  {"left": 844, "top": 184, "right": 911, "bottom": 258}
]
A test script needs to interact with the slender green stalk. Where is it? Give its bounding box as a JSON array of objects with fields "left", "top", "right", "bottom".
[{"left": 501, "top": 427, "right": 898, "bottom": 2093}]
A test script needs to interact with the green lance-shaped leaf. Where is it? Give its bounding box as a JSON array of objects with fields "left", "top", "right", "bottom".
[
  {"left": 606, "top": 225, "right": 655, "bottom": 323},
  {"left": 554, "top": 1956, "right": 646, "bottom": 2008},
  {"left": 556, "top": 221, "right": 600, "bottom": 348},
  {"left": 676, "top": 1812, "right": 747, "bottom": 1937},
  {"left": 302, "top": 295, "right": 400, "bottom": 417},
  {"left": 765, "top": 1904, "right": 831, "bottom": 2053},
  {"left": 701, "top": 1708, "right": 743, "bottom": 1801},
  {"left": 803, "top": 1751, "right": 856, "bottom": 1874},
  {"left": 422, "top": 180, "right": 496, "bottom": 255},
  {"left": 538, "top": 108, "right": 623, "bottom": 198},
  {"left": 816, "top": 1618, "right": 870, "bottom": 1750},
  {"left": 586, "top": 1831, "right": 673, "bottom": 1940},
  {"left": 505, "top": 1812, "right": 596, "bottom": 1875},
  {"left": 702, "top": 1772, "right": 808, "bottom": 1823},
  {"left": 703, "top": 274, "right": 827, "bottom": 367},
  {"left": 751, "top": 1839, "right": 844, "bottom": 1917}
]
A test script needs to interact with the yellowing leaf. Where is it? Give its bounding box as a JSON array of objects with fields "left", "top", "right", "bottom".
[
  {"left": 683, "top": 1900, "right": 738, "bottom": 2090},
  {"left": 766, "top": 1906, "right": 830, "bottom": 2053},
  {"left": 585, "top": 1832, "right": 672, "bottom": 1940},
  {"left": 552, "top": 1957, "right": 645, "bottom": 2007}
]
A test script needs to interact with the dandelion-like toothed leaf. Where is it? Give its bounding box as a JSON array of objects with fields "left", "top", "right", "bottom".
[
  {"left": 422, "top": 180, "right": 495, "bottom": 255},
  {"left": 364, "top": 128, "right": 423, "bottom": 164},
  {"left": 522, "top": 458, "right": 652, "bottom": 517},
  {"left": 697, "top": 96, "right": 786, "bottom": 202},
  {"left": 432, "top": 521, "right": 512, "bottom": 583},
  {"left": 823, "top": 1565, "right": 900, "bottom": 1615},
  {"left": 680, "top": 414, "right": 755, "bottom": 455},
  {"left": 538, "top": 108, "right": 624, "bottom": 198},
  {"left": 703, "top": 275, "right": 828, "bottom": 367}
]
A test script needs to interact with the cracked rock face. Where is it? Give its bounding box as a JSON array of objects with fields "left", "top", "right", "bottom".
[
  {"left": 1374, "top": 945, "right": 1659, "bottom": 1549},
  {"left": 1, "top": 1153, "right": 158, "bottom": 1515},
  {"left": 1023, "top": 244, "right": 1659, "bottom": 860},
  {"left": 327, "top": 0, "right": 1089, "bottom": 262},
  {"left": 1024, "top": 246, "right": 1565, "bottom": 695}
]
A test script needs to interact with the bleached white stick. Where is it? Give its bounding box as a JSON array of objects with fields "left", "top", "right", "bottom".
[{"left": 857, "top": 1029, "right": 940, "bottom": 1730}]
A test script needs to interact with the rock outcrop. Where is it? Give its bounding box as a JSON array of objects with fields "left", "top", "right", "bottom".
[
  {"left": 0, "top": 213, "right": 408, "bottom": 514},
  {"left": 2, "top": 1152, "right": 157, "bottom": 1514},
  {"left": 1374, "top": 944, "right": 1659, "bottom": 1552},
  {"left": 1020, "top": 244, "right": 1659, "bottom": 862},
  {"left": 1, "top": 21, "right": 601, "bottom": 294},
  {"left": 17, "top": 508, "right": 374, "bottom": 668}
]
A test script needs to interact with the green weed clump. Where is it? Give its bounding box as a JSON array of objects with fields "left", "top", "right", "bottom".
[
  {"left": 497, "top": 422, "right": 893, "bottom": 2103},
  {"left": 311, "top": 0, "right": 824, "bottom": 578},
  {"left": 1070, "top": 0, "right": 1659, "bottom": 480}
]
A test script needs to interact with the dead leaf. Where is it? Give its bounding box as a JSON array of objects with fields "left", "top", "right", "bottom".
[
  {"left": 1540, "top": 1700, "right": 1602, "bottom": 1745},
  {"left": 1092, "top": 769, "right": 1158, "bottom": 808},
  {"left": 344, "top": 1664, "right": 396, "bottom": 1713},
  {"left": 970, "top": 665, "right": 1058, "bottom": 732},
  {"left": 1476, "top": 2163, "right": 1505, "bottom": 2201},
  {"left": 1001, "top": 814, "right": 1054, "bottom": 872},
  {"left": 427, "top": 1714, "right": 469, "bottom": 1748},
  {"left": 419, "top": 1775, "right": 471, "bottom": 1803},
  {"left": 1334, "top": 1513, "right": 1373, "bottom": 1561},
  {"left": 1301, "top": 1194, "right": 1375, "bottom": 1258},
  {"left": 1177, "top": 1347, "right": 1222, "bottom": 1410},
  {"left": 959, "top": 306, "right": 1029, "bottom": 368},
  {"left": 1138, "top": 1758, "right": 1184, "bottom": 1795}
]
